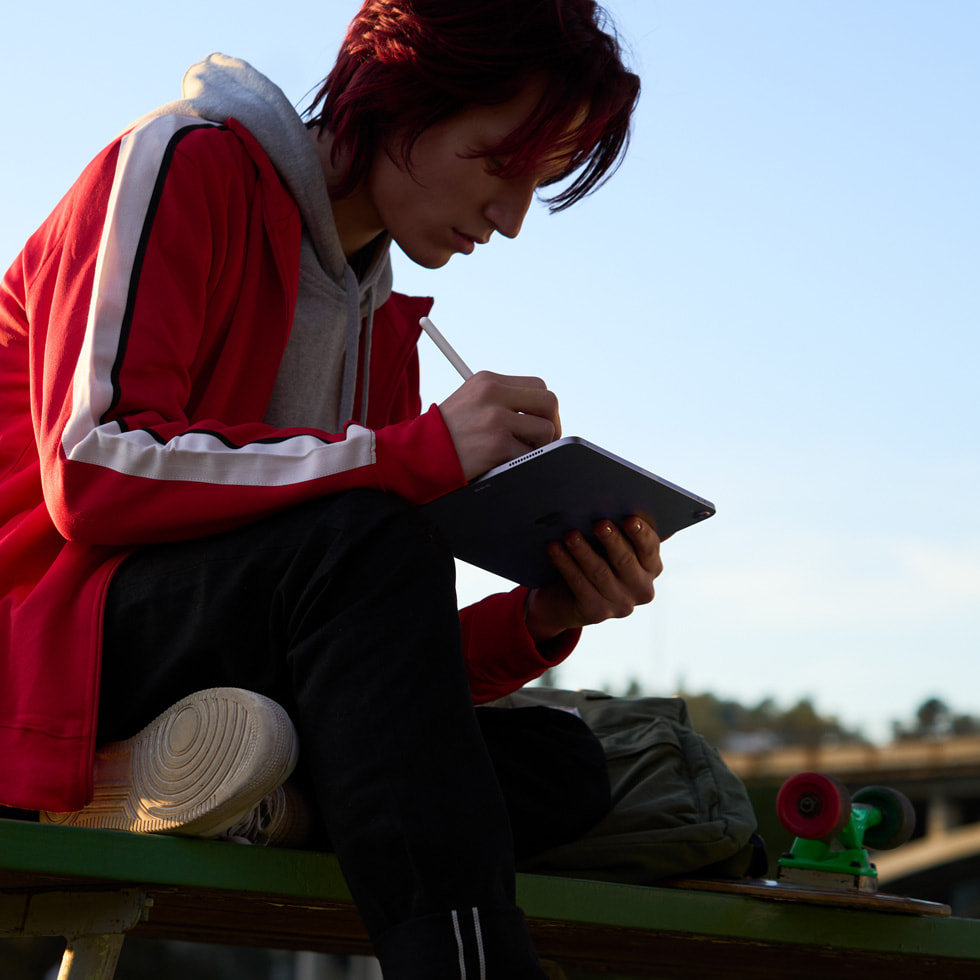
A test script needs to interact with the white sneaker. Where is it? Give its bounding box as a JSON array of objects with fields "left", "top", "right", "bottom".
[
  {"left": 41, "top": 687, "right": 299, "bottom": 838},
  {"left": 215, "top": 780, "right": 312, "bottom": 848}
]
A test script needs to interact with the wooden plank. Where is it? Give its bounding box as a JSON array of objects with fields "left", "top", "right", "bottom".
[{"left": 3, "top": 819, "right": 980, "bottom": 978}]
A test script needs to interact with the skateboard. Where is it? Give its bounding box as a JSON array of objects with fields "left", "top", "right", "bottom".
[{"left": 670, "top": 771, "right": 950, "bottom": 917}]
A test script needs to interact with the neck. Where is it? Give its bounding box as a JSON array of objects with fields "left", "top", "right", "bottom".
[{"left": 311, "top": 128, "right": 384, "bottom": 259}]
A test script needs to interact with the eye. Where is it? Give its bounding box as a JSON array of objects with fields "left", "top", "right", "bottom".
[{"left": 485, "top": 157, "right": 507, "bottom": 175}]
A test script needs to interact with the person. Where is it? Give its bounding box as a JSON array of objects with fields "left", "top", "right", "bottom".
[{"left": 0, "top": 1, "right": 660, "bottom": 975}]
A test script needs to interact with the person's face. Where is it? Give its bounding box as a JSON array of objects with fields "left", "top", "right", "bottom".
[{"left": 365, "top": 83, "right": 575, "bottom": 269}]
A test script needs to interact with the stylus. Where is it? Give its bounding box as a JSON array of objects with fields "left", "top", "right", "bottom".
[{"left": 419, "top": 316, "right": 474, "bottom": 380}]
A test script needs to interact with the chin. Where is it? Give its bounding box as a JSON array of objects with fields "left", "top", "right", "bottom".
[
  {"left": 416, "top": 255, "right": 453, "bottom": 270},
  {"left": 397, "top": 243, "right": 453, "bottom": 270},
  {"left": 393, "top": 227, "right": 464, "bottom": 269}
]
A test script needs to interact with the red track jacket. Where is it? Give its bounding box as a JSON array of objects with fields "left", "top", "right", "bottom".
[{"left": 0, "top": 115, "right": 577, "bottom": 812}]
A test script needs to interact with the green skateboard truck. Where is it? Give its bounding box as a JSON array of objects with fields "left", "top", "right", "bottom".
[{"left": 775, "top": 771, "right": 916, "bottom": 892}]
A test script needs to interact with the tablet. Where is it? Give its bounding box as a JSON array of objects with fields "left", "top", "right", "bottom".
[{"left": 422, "top": 436, "right": 715, "bottom": 588}]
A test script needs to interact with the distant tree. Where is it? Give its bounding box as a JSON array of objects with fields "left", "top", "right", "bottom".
[
  {"left": 778, "top": 698, "right": 837, "bottom": 746},
  {"left": 621, "top": 677, "right": 644, "bottom": 697},
  {"left": 951, "top": 713, "right": 980, "bottom": 737},
  {"left": 610, "top": 680, "right": 865, "bottom": 750},
  {"left": 892, "top": 697, "right": 980, "bottom": 741},
  {"left": 917, "top": 697, "right": 951, "bottom": 735}
]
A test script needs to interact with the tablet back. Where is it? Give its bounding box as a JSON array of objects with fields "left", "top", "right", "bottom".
[{"left": 422, "top": 436, "right": 715, "bottom": 587}]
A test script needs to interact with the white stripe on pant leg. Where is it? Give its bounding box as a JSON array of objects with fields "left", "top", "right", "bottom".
[
  {"left": 471, "top": 908, "right": 486, "bottom": 980},
  {"left": 451, "top": 910, "right": 467, "bottom": 979}
]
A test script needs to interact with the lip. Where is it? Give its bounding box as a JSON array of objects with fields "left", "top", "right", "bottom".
[{"left": 452, "top": 228, "right": 478, "bottom": 254}]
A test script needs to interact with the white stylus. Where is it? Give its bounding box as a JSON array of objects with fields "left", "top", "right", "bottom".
[{"left": 419, "top": 316, "right": 474, "bottom": 381}]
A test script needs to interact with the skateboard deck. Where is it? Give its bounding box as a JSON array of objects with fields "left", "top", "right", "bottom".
[{"left": 667, "top": 875, "right": 951, "bottom": 917}]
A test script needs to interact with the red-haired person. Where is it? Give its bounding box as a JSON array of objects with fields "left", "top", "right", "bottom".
[{"left": 0, "top": 1, "right": 657, "bottom": 975}]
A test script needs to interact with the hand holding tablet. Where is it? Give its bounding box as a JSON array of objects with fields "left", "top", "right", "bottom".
[{"left": 422, "top": 435, "right": 715, "bottom": 587}]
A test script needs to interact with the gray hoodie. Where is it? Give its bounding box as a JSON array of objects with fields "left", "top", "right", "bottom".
[{"left": 141, "top": 53, "right": 393, "bottom": 430}]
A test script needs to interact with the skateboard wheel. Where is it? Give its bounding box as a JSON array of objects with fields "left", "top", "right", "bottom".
[
  {"left": 853, "top": 785, "right": 916, "bottom": 850},
  {"left": 777, "top": 771, "right": 852, "bottom": 840}
]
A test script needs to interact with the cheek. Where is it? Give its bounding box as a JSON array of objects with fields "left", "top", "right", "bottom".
[
  {"left": 368, "top": 162, "right": 408, "bottom": 225},
  {"left": 374, "top": 166, "right": 445, "bottom": 238}
]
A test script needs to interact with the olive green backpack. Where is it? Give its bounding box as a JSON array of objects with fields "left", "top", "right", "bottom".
[{"left": 490, "top": 687, "right": 761, "bottom": 884}]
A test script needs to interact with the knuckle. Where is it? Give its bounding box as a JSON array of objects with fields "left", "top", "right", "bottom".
[
  {"left": 612, "top": 598, "right": 634, "bottom": 619},
  {"left": 635, "top": 583, "right": 656, "bottom": 605},
  {"left": 481, "top": 378, "right": 503, "bottom": 401}
]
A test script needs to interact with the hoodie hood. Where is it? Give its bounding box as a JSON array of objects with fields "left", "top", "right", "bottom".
[{"left": 142, "top": 53, "right": 392, "bottom": 428}]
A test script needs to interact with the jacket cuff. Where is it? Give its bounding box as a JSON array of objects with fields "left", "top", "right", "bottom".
[
  {"left": 461, "top": 587, "right": 581, "bottom": 703},
  {"left": 371, "top": 404, "right": 466, "bottom": 504}
]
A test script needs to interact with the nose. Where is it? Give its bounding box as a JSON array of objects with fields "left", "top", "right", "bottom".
[{"left": 485, "top": 177, "right": 537, "bottom": 240}]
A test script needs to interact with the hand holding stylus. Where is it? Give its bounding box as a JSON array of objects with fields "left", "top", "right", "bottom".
[{"left": 421, "top": 317, "right": 561, "bottom": 480}]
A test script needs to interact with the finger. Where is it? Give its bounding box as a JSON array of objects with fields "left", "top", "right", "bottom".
[
  {"left": 476, "top": 373, "right": 560, "bottom": 427},
  {"left": 546, "top": 540, "right": 617, "bottom": 623},
  {"left": 623, "top": 517, "right": 664, "bottom": 578},
  {"left": 507, "top": 385, "right": 559, "bottom": 426},
  {"left": 507, "top": 409, "right": 557, "bottom": 449},
  {"left": 589, "top": 523, "right": 655, "bottom": 606},
  {"left": 474, "top": 370, "right": 548, "bottom": 390},
  {"left": 561, "top": 531, "right": 637, "bottom": 616}
]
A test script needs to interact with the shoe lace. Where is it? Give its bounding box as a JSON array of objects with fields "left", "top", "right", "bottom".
[{"left": 214, "top": 787, "right": 283, "bottom": 846}]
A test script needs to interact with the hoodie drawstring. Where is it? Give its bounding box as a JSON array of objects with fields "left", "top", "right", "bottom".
[
  {"left": 338, "top": 264, "right": 362, "bottom": 425},
  {"left": 339, "top": 262, "right": 378, "bottom": 427},
  {"left": 359, "top": 285, "right": 378, "bottom": 426}
]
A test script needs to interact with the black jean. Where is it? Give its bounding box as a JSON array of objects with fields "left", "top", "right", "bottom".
[{"left": 99, "top": 490, "right": 609, "bottom": 979}]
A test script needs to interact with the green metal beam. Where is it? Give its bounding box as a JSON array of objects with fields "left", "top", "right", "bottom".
[{"left": 3, "top": 819, "right": 980, "bottom": 967}]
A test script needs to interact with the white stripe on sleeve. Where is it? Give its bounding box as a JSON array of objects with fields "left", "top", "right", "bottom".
[{"left": 61, "top": 114, "right": 377, "bottom": 488}]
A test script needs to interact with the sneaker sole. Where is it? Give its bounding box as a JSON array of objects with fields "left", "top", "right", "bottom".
[{"left": 41, "top": 687, "right": 299, "bottom": 837}]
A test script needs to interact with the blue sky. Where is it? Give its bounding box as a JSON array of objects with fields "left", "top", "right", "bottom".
[{"left": 3, "top": 1, "right": 977, "bottom": 743}]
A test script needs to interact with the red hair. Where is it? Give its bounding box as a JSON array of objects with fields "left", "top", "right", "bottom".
[{"left": 306, "top": 0, "right": 640, "bottom": 211}]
